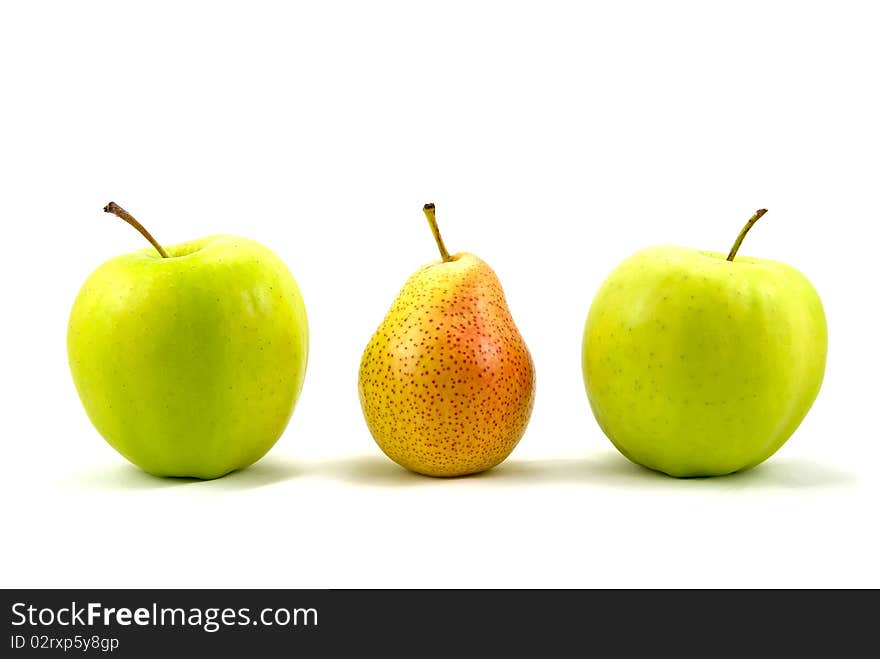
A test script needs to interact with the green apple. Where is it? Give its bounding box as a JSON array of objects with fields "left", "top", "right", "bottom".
[
  {"left": 582, "top": 210, "right": 827, "bottom": 477},
  {"left": 67, "top": 202, "right": 309, "bottom": 479}
]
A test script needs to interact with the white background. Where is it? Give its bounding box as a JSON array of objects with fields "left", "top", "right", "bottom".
[{"left": 1, "top": 1, "right": 877, "bottom": 588}]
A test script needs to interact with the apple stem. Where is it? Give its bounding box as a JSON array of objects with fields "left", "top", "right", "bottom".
[
  {"left": 422, "top": 203, "right": 452, "bottom": 262},
  {"left": 103, "top": 202, "right": 169, "bottom": 258},
  {"left": 726, "top": 209, "right": 768, "bottom": 262}
]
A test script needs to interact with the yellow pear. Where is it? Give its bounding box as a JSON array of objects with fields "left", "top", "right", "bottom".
[{"left": 359, "top": 203, "right": 536, "bottom": 477}]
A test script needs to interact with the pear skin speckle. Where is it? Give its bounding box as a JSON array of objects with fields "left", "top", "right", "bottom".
[{"left": 358, "top": 252, "right": 535, "bottom": 477}]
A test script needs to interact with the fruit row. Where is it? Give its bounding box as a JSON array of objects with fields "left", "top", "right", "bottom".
[{"left": 67, "top": 203, "right": 827, "bottom": 481}]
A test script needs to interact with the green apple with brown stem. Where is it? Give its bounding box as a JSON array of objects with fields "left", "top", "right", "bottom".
[
  {"left": 68, "top": 202, "right": 309, "bottom": 479},
  {"left": 582, "top": 209, "right": 827, "bottom": 477}
]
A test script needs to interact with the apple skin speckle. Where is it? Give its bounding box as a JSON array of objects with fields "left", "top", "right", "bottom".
[{"left": 359, "top": 252, "right": 535, "bottom": 477}]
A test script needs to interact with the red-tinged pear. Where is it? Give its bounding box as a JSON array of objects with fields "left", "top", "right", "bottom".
[{"left": 358, "top": 204, "right": 535, "bottom": 476}]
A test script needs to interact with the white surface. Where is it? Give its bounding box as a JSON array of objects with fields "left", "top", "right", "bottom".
[{"left": 1, "top": 1, "right": 877, "bottom": 588}]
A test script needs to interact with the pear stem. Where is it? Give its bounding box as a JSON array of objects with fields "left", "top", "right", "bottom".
[
  {"left": 422, "top": 203, "right": 452, "bottom": 262},
  {"left": 726, "top": 209, "right": 768, "bottom": 262},
  {"left": 103, "top": 202, "right": 169, "bottom": 258}
]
